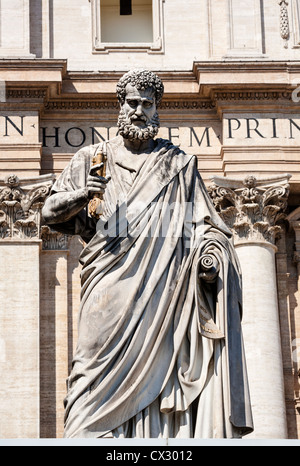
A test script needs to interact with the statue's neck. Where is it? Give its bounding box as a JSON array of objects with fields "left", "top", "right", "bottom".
[{"left": 123, "top": 137, "right": 157, "bottom": 154}]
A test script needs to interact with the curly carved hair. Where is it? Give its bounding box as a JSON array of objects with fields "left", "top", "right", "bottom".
[{"left": 116, "top": 69, "right": 164, "bottom": 107}]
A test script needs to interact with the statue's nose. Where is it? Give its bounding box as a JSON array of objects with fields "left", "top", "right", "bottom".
[{"left": 135, "top": 104, "right": 143, "bottom": 116}]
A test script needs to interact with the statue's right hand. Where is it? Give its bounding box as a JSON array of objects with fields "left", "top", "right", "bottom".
[{"left": 86, "top": 163, "right": 111, "bottom": 199}]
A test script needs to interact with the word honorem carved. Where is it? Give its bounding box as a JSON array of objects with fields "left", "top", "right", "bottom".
[
  {"left": 40, "top": 126, "right": 214, "bottom": 149},
  {"left": 39, "top": 118, "right": 300, "bottom": 148}
]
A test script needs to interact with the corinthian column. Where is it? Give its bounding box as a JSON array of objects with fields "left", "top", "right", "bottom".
[
  {"left": 0, "top": 174, "right": 54, "bottom": 438},
  {"left": 209, "top": 174, "right": 291, "bottom": 439}
]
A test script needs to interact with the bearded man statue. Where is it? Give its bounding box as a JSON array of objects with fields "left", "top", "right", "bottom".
[{"left": 42, "top": 70, "right": 253, "bottom": 439}]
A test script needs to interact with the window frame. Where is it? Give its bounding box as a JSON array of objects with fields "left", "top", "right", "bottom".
[
  {"left": 224, "top": 0, "right": 265, "bottom": 58},
  {"left": 89, "top": 0, "right": 165, "bottom": 54},
  {"left": 0, "top": 0, "right": 33, "bottom": 57}
]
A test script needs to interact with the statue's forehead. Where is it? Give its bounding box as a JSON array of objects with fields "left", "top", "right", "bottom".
[{"left": 125, "top": 83, "right": 156, "bottom": 100}]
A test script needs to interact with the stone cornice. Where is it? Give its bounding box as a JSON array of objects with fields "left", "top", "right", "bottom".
[
  {"left": 193, "top": 60, "right": 300, "bottom": 75},
  {"left": 67, "top": 70, "right": 196, "bottom": 82},
  {"left": 0, "top": 59, "right": 68, "bottom": 73},
  {"left": 1, "top": 58, "right": 300, "bottom": 83},
  {"left": 2, "top": 59, "right": 300, "bottom": 112},
  {"left": 193, "top": 60, "right": 300, "bottom": 104}
]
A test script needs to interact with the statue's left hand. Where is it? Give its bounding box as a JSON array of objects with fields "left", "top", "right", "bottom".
[{"left": 199, "top": 254, "right": 220, "bottom": 283}]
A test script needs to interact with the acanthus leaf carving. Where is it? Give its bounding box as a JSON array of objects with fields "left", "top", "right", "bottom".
[
  {"left": 208, "top": 175, "right": 291, "bottom": 245},
  {"left": 41, "top": 225, "right": 70, "bottom": 251},
  {"left": 0, "top": 174, "right": 55, "bottom": 241}
]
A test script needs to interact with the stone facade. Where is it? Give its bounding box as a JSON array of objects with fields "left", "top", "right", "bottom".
[{"left": 0, "top": 0, "right": 300, "bottom": 439}]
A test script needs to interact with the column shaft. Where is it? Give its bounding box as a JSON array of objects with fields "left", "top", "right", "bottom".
[{"left": 236, "top": 242, "right": 287, "bottom": 438}]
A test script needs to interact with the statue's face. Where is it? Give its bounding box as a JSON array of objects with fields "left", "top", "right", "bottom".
[
  {"left": 118, "top": 84, "right": 160, "bottom": 141},
  {"left": 123, "top": 84, "right": 157, "bottom": 128}
]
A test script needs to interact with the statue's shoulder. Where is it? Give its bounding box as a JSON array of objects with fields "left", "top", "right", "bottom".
[
  {"left": 156, "top": 138, "right": 196, "bottom": 164},
  {"left": 71, "top": 143, "right": 104, "bottom": 165},
  {"left": 156, "top": 137, "right": 177, "bottom": 151}
]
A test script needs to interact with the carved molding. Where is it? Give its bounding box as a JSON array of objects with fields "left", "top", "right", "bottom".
[
  {"left": 160, "top": 100, "right": 216, "bottom": 110},
  {"left": 44, "top": 100, "right": 119, "bottom": 111},
  {"left": 0, "top": 174, "right": 54, "bottom": 241},
  {"left": 7, "top": 88, "right": 47, "bottom": 100},
  {"left": 213, "top": 90, "right": 292, "bottom": 102},
  {"left": 43, "top": 91, "right": 293, "bottom": 114},
  {"left": 44, "top": 99, "right": 216, "bottom": 112},
  {"left": 208, "top": 174, "right": 291, "bottom": 245}
]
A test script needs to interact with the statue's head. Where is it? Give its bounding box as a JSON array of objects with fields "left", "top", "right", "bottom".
[{"left": 116, "top": 70, "right": 164, "bottom": 141}]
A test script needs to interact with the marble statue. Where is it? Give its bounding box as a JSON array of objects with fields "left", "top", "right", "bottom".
[{"left": 42, "top": 70, "right": 253, "bottom": 439}]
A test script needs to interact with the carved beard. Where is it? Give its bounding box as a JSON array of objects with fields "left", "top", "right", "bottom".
[{"left": 117, "top": 109, "right": 160, "bottom": 141}]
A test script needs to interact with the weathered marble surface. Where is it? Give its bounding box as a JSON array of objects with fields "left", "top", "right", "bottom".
[
  {"left": 43, "top": 138, "right": 253, "bottom": 439},
  {"left": 42, "top": 70, "right": 253, "bottom": 439}
]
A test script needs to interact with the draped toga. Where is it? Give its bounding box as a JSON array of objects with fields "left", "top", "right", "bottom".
[{"left": 49, "top": 136, "right": 253, "bottom": 439}]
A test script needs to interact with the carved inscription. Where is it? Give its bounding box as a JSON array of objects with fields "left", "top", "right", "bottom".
[{"left": 1, "top": 114, "right": 300, "bottom": 153}]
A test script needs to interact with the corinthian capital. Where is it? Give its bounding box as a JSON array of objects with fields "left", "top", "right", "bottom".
[
  {"left": 0, "top": 174, "right": 55, "bottom": 240},
  {"left": 41, "top": 225, "right": 70, "bottom": 251},
  {"left": 208, "top": 174, "right": 291, "bottom": 245}
]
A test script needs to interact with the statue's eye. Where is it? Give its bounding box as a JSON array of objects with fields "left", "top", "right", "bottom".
[
  {"left": 128, "top": 100, "right": 138, "bottom": 108},
  {"left": 143, "top": 101, "right": 153, "bottom": 109}
]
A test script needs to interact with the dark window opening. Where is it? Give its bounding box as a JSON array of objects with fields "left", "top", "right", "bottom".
[{"left": 120, "top": 0, "right": 132, "bottom": 15}]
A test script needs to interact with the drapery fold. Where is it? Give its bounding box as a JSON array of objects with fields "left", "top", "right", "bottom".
[{"left": 50, "top": 137, "right": 253, "bottom": 439}]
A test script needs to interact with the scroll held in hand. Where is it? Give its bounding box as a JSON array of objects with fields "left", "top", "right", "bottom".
[{"left": 199, "top": 254, "right": 220, "bottom": 282}]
